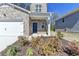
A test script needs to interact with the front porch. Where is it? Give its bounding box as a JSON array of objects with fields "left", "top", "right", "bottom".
[
  {"left": 29, "top": 12, "right": 51, "bottom": 36},
  {"left": 29, "top": 18, "right": 48, "bottom": 35}
]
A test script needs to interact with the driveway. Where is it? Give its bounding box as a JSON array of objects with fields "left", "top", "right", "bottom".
[{"left": 0, "top": 35, "right": 18, "bottom": 52}]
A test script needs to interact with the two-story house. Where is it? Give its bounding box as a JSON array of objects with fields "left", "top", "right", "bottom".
[{"left": 0, "top": 3, "right": 51, "bottom": 36}]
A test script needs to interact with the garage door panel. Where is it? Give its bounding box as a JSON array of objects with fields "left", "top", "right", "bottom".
[{"left": 0, "top": 22, "right": 23, "bottom": 36}]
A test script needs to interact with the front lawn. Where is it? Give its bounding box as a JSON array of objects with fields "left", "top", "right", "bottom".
[{"left": 62, "top": 32, "right": 79, "bottom": 42}]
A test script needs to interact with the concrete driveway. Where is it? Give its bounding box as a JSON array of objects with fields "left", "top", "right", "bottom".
[{"left": 0, "top": 35, "right": 18, "bottom": 52}]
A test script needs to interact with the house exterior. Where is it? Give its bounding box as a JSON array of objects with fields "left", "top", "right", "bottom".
[
  {"left": 0, "top": 3, "right": 51, "bottom": 36},
  {"left": 55, "top": 8, "right": 79, "bottom": 32}
]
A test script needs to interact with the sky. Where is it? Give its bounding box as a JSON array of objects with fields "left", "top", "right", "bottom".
[{"left": 47, "top": 3, "right": 79, "bottom": 18}]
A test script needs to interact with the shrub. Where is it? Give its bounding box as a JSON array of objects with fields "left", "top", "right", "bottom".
[
  {"left": 41, "top": 43, "right": 55, "bottom": 55},
  {"left": 56, "top": 32, "right": 63, "bottom": 39},
  {"left": 41, "top": 38, "right": 60, "bottom": 56},
  {"left": 31, "top": 37, "right": 41, "bottom": 48},
  {"left": 5, "top": 47, "right": 17, "bottom": 56},
  {"left": 26, "top": 47, "right": 33, "bottom": 56},
  {"left": 31, "top": 36, "right": 60, "bottom": 56},
  {"left": 18, "top": 36, "right": 30, "bottom": 46},
  {"left": 31, "top": 37, "right": 38, "bottom": 47},
  {"left": 51, "top": 25, "right": 55, "bottom": 31}
]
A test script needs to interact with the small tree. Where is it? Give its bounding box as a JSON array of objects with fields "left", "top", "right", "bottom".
[{"left": 50, "top": 13, "right": 58, "bottom": 31}]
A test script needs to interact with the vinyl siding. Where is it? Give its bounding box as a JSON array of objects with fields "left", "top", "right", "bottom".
[{"left": 55, "top": 12, "right": 79, "bottom": 32}]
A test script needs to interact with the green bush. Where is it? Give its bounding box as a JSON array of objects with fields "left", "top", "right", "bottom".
[
  {"left": 26, "top": 47, "right": 33, "bottom": 56},
  {"left": 5, "top": 47, "right": 17, "bottom": 56},
  {"left": 51, "top": 25, "right": 55, "bottom": 31},
  {"left": 57, "top": 32, "right": 63, "bottom": 39}
]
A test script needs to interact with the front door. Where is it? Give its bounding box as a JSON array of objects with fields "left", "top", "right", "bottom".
[{"left": 33, "top": 23, "right": 37, "bottom": 33}]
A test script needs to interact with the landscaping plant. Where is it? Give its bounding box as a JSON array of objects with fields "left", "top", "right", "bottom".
[
  {"left": 57, "top": 32, "right": 64, "bottom": 39},
  {"left": 31, "top": 36, "right": 60, "bottom": 56},
  {"left": 1, "top": 36, "right": 79, "bottom": 56},
  {"left": 18, "top": 36, "right": 30, "bottom": 46},
  {"left": 41, "top": 37, "right": 60, "bottom": 56},
  {"left": 26, "top": 47, "right": 33, "bottom": 56},
  {"left": 51, "top": 25, "right": 55, "bottom": 31},
  {"left": 5, "top": 47, "right": 17, "bottom": 56}
]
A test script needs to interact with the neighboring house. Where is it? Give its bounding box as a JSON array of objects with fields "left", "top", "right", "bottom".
[
  {"left": 0, "top": 3, "right": 52, "bottom": 36},
  {"left": 55, "top": 8, "right": 79, "bottom": 32}
]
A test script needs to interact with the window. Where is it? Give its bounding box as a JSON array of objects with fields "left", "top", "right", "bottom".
[
  {"left": 62, "top": 18, "right": 64, "bottom": 22},
  {"left": 35, "top": 4, "right": 41, "bottom": 12},
  {"left": 3, "top": 13, "right": 6, "bottom": 16}
]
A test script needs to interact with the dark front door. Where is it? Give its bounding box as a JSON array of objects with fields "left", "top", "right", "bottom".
[{"left": 33, "top": 23, "right": 37, "bottom": 33}]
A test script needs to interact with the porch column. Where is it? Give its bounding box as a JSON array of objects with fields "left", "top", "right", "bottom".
[{"left": 48, "top": 17, "right": 51, "bottom": 36}]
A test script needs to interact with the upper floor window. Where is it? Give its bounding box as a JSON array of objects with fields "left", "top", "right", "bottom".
[
  {"left": 35, "top": 4, "right": 41, "bottom": 12},
  {"left": 62, "top": 18, "right": 64, "bottom": 22}
]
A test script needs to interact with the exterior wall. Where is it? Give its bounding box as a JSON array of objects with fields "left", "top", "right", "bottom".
[
  {"left": 29, "top": 19, "right": 47, "bottom": 34},
  {"left": 0, "top": 4, "right": 30, "bottom": 36},
  {"left": 0, "top": 5, "right": 28, "bottom": 21},
  {"left": 23, "top": 15, "right": 30, "bottom": 36},
  {"left": 55, "top": 12, "right": 79, "bottom": 32},
  {"left": 30, "top": 3, "right": 47, "bottom": 13}
]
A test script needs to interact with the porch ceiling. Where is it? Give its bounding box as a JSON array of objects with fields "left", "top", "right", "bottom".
[
  {"left": 29, "top": 12, "right": 50, "bottom": 20},
  {"left": 30, "top": 16, "right": 47, "bottom": 20}
]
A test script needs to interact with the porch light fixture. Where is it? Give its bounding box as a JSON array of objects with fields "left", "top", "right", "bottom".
[{"left": 3, "top": 13, "right": 6, "bottom": 16}]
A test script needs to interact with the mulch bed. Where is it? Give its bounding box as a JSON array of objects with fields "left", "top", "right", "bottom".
[{"left": 0, "top": 36, "right": 79, "bottom": 56}]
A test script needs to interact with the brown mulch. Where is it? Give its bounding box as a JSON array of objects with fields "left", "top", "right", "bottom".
[{"left": 0, "top": 36, "right": 79, "bottom": 56}]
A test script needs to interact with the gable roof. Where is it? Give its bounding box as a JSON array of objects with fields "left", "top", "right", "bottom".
[
  {"left": 0, "top": 3, "right": 31, "bottom": 14},
  {"left": 59, "top": 8, "right": 79, "bottom": 19}
]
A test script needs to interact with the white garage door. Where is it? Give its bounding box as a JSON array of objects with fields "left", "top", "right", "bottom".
[
  {"left": 0, "top": 22, "right": 23, "bottom": 36},
  {"left": 0, "top": 22, "right": 23, "bottom": 52}
]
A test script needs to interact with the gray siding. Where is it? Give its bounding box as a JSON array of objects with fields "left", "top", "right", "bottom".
[{"left": 55, "top": 12, "right": 79, "bottom": 32}]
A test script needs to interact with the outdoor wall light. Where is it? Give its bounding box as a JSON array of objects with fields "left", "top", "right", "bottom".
[{"left": 3, "top": 13, "right": 6, "bottom": 16}]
